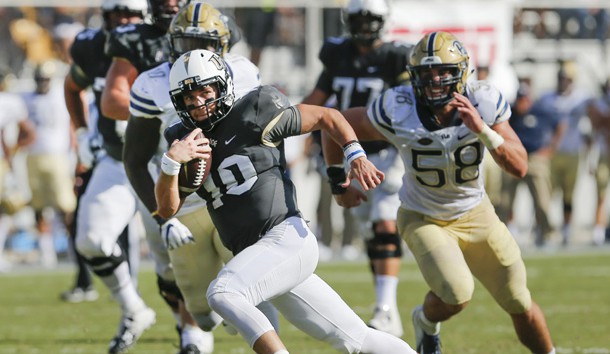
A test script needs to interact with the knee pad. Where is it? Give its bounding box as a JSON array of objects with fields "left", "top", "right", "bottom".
[
  {"left": 366, "top": 232, "right": 403, "bottom": 260},
  {"left": 84, "top": 246, "right": 126, "bottom": 277},
  {"left": 157, "top": 275, "right": 182, "bottom": 311},
  {"left": 563, "top": 202, "right": 572, "bottom": 214}
]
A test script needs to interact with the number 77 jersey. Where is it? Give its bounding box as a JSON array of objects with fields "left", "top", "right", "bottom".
[{"left": 367, "top": 81, "right": 511, "bottom": 221}]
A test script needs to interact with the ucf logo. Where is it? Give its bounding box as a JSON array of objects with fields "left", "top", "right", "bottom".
[{"left": 208, "top": 138, "right": 218, "bottom": 147}]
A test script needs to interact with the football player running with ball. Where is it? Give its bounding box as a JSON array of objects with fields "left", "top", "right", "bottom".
[
  {"left": 322, "top": 31, "right": 556, "bottom": 354},
  {"left": 155, "top": 49, "right": 417, "bottom": 354},
  {"left": 302, "top": 0, "right": 412, "bottom": 337},
  {"left": 124, "top": 2, "right": 278, "bottom": 353}
]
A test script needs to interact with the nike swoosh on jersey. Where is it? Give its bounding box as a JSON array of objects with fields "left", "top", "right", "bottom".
[
  {"left": 225, "top": 135, "right": 237, "bottom": 144},
  {"left": 457, "top": 133, "right": 470, "bottom": 140}
]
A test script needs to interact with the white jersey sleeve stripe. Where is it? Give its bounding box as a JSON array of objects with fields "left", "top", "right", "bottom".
[
  {"left": 496, "top": 94, "right": 510, "bottom": 121},
  {"left": 130, "top": 89, "right": 163, "bottom": 117},
  {"left": 369, "top": 92, "right": 395, "bottom": 135}
]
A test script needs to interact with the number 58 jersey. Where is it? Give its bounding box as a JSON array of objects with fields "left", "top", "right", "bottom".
[{"left": 367, "top": 81, "right": 511, "bottom": 220}]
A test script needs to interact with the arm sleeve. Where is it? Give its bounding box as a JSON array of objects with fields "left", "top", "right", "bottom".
[{"left": 261, "top": 106, "right": 302, "bottom": 146}]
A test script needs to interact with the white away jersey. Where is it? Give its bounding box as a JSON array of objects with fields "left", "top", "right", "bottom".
[
  {"left": 367, "top": 81, "right": 511, "bottom": 220},
  {"left": 129, "top": 54, "right": 260, "bottom": 215}
]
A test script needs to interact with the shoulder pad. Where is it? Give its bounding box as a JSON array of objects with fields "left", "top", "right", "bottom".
[
  {"left": 468, "top": 81, "right": 511, "bottom": 125},
  {"left": 319, "top": 37, "right": 348, "bottom": 65}
]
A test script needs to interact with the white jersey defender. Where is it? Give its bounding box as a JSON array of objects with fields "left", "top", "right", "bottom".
[{"left": 368, "top": 81, "right": 511, "bottom": 220}]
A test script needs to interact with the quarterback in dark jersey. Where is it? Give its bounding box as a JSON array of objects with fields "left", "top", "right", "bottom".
[
  {"left": 301, "top": 0, "right": 411, "bottom": 337},
  {"left": 63, "top": 1, "right": 158, "bottom": 354},
  {"left": 156, "top": 49, "right": 416, "bottom": 354}
]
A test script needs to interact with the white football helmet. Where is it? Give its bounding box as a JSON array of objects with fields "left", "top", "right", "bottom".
[
  {"left": 169, "top": 49, "right": 235, "bottom": 131},
  {"left": 343, "top": 0, "right": 389, "bottom": 45}
]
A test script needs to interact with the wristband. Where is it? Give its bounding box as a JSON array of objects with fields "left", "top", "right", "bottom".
[
  {"left": 343, "top": 141, "right": 366, "bottom": 165},
  {"left": 151, "top": 210, "right": 167, "bottom": 226},
  {"left": 476, "top": 125, "right": 505, "bottom": 150},
  {"left": 161, "top": 153, "right": 181, "bottom": 176},
  {"left": 326, "top": 165, "right": 347, "bottom": 195}
]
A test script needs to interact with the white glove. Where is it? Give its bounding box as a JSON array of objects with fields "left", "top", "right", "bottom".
[
  {"left": 76, "top": 127, "right": 95, "bottom": 169},
  {"left": 161, "top": 218, "right": 195, "bottom": 250}
]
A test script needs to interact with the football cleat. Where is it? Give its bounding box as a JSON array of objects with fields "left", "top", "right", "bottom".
[
  {"left": 60, "top": 287, "right": 99, "bottom": 303},
  {"left": 108, "top": 307, "right": 156, "bottom": 354},
  {"left": 368, "top": 304, "right": 404, "bottom": 337},
  {"left": 178, "top": 344, "right": 201, "bottom": 354},
  {"left": 411, "top": 305, "right": 442, "bottom": 354},
  {"left": 180, "top": 324, "right": 213, "bottom": 354}
]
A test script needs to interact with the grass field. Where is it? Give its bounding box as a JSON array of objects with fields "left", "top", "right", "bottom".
[{"left": 0, "top": 248, "right": 609, "bottom": 354}]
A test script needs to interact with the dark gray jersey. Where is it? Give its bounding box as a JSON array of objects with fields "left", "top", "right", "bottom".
[{"left": 165, "top": 85, "right": 303, "bottom": 254}]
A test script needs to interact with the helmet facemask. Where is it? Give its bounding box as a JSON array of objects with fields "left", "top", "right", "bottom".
[
  {"left": 346, "top": 12, "right": 384, "bottom": 46},
  {"left": 408, "top": 31, "right": 470, "bottom": 108},
  {"left": 149, "top": 0, "right": 181, "bottom": 31},
  {"left": 168, "top": 1, "right": 230, "bottom": 62},
  {"left": 410, "top": 64, "right": 465, "bottom": 106}
]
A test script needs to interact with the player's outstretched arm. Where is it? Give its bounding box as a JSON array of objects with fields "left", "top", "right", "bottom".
[
  {"left": 297, "top": 103, "right": 384, "bottom": 189},
  {"left": 101, "top": 58, "right": 138, "bottom": 120}
]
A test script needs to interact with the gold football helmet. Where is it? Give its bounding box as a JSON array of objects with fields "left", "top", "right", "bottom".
[
  {"left": 168, "top": 1, "right": 230, "bottom": 61},
  {"left": 408, "top": 31, "right": 470, "bottom": 106}
]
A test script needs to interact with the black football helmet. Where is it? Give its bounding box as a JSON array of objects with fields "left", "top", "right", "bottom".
[
  {"left": 343, "top": 0, "right": 389, "bottom": 46},
  {"left": 148, "top": 0, "right": 184, "bottom": 31}
]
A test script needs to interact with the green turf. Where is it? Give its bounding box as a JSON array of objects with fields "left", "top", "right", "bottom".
[{"left": 0, "top": 249, "right": 608, "bottom": 353}]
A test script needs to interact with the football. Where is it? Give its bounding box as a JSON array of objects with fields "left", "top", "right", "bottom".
[{"left": 177, "top": 131, "right": 211, "bottom": 196}]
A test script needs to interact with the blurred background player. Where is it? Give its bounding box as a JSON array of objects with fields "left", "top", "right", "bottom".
[
  {"left": 101, "top": 0, "right": 180, "bottom": 121},
  {"left": 322, "top": 31, "right": 555, "bottom": 354},
  {"left": 499, "top": 81, "right": 565, "bottom": 247},
  {"left": 301, "top": 0, "right": 411, "bottom": 337},
  {"left": 545, "top": 61, "right": 591, "bottom": 245},
  {"left": 586, "top": 77, "right": 610, "bottom": 245},
  {"left": 63, "top": 1, "right": 156, "bottom": 353},
  {"left": 124, "top": 2, "right": 277, "bottom": 353},
  {"left": 22, "top": 61, "right": 76, "bottom": 269},
  {"left": 0, "top": 68, "right": 35, "bottom": 272}
]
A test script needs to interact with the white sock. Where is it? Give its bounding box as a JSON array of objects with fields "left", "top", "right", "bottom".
[
  {"left": 375, "top": 275, "right": 398, "bottom": 308},
  {"left": 273, "top": 350, "right": 289, "bottom": 354},
  {"left": 100, "top": 261, "right": 146, "bottom": 314},
  {"left": 173, "top": 312, "right": 182, "bottom": 327},
  {"left": 181, "top": 323, "right": 205, "bottom": 343},
  {"left": 418, "top": 308, "right": 441, "bottom": 335},
  {"left": 38, "top": 233, "right": 57, "bottom": 267}
]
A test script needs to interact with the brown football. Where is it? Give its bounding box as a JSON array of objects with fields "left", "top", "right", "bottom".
[{"left": 178, "top": 131, "right": 211, "bottom": 196}]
